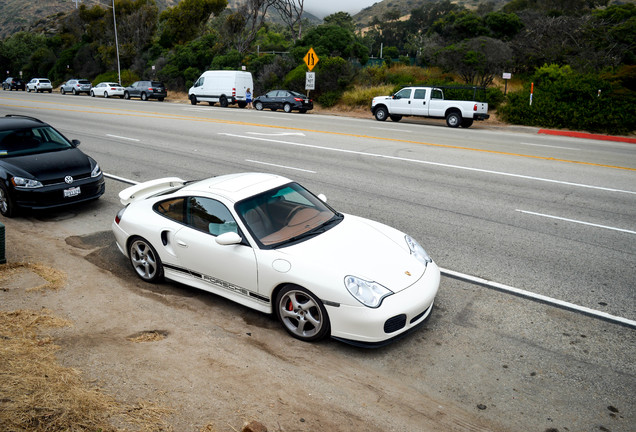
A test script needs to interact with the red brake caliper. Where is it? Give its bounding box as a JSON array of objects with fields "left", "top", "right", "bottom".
[{"left": 287, "top": 299, "right": 293, "bottom": 311}]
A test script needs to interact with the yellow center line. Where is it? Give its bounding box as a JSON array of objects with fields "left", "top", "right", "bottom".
[{"left": 2, "top": 97, "right": 635, "bottom": 172}]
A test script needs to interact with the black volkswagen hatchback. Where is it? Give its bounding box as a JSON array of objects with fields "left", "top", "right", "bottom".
[{"left": 0, "top": 115, "right": 105, "bottom": 217}]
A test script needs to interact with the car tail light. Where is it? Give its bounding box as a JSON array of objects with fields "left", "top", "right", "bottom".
[
  {"left": 474, "top": 104, "right": 478, "bottom": 111},
  {"left": 294, "top": 97, "right": 303, "bottom": 102},
  {"left": 232, "top": 87, "right": 236, "bottom": 97},
  {"left": 115, "top": 207, "right": 126, "bottom": 224}
]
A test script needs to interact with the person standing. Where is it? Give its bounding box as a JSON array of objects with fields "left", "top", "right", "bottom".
[{"left": 246, "top": 88, "right": 253, "bottom": 109}]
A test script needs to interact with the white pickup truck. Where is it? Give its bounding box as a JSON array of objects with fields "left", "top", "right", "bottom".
[{"left": 371, "top": 86, "right": 489, "bottom": 128}]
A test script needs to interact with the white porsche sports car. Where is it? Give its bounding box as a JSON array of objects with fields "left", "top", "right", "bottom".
[{"left": 112, "top": 173, "right": 440, "bottom": 346}]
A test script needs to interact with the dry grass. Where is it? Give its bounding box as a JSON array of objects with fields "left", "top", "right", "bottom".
[
  {"left": 0, "top": 308, "right": 173, "bottom": 431},
  {"left": 0, "top": 262, "right": 66, "bottom": 292}
]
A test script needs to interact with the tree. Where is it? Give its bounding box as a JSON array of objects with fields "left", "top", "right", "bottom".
[
  {"left": 221, "top": 0, "right": 277, "bottom": 55},
  {"left": 273, "top": 0, "right": 305, "bottom": 41},
  {"left": 158, "top": 0, "right": 226, "bottom": 48},
  {"left": 436, "top": 36, "right": 512, "bottom": 86}
]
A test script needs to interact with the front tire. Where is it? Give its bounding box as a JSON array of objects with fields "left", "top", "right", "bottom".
[
  {"left": 190, "top": 94, "right": 197, "bottom": 105},
  {"left": 0, "top": 183, "right": 16, "bottom": 217},
  {"left": 124, "top": 91, "right": 130, "bottom": 100},
  {"left": 255, "top": 101, "right": 263, "bottom": 111},
  {"left": 275, "top": 285, "right": 330, "bottom": 342},
  {"left": 90, "top": 90, "right": 95, "bottom": 97},
  {"left": 374, "top": 106, "right": 388, "bottom": 121},
  {"left": 128, "top": 237, "right": 163, "bottom": 283},
  {"left": 61, "top": 88, "right": 66, "bottom": 95},
  {"left": 446, "top": 111, "right": 461, "bottom": 128}
]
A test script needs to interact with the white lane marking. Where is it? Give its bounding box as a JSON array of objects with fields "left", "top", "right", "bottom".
[
  {"left": 102, "top": 172, "right": 635, "bottom": 328},
  {"left": 247, "top": 132, "right": 306, "bottom": 136},
  {"left": 440, "top": 267, "right": 636, "bottom": 329},
  {"left": 519, "top": 142, "right": 575, "bottom": 150},
  {"left": 106, "top": 134, "right": 140, "bottom": 142},
  {"left": 218, "top": 133, "right": 636, "bottom": 195},
  {"left": 370, "top": 126, "right": 415, "bottom": 133},
  {"left": 517, "top": 209, "right": 636, "bottom": 235},
  {"left": 245, "top": 159, "right": 316, "bottom": 173}
]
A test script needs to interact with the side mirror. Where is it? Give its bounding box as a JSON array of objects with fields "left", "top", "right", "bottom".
[
  {"left": 216, "top": 231, "right": 243, "bottom": 246},
  {"left": 71, "top": 139, "right": 81, "bottom": 147}
]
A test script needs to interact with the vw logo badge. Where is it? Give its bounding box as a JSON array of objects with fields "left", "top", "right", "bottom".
[{"left": 64, "top": 176, "right": 74, "bottom": 184}]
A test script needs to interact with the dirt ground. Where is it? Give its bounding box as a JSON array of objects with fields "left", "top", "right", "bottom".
[{"left": 0, "top": 202, "right": 505, "bottom": 431}]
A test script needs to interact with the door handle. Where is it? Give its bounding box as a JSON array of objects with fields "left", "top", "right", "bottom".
[{"left": 177, "top": 240, "right": 187, "bottom": 247}]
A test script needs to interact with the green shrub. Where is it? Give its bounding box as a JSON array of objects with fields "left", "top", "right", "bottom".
[
  {"left": 317, "top": 91, "right": 341, "bottom": 107},
  {"left": 498, "top": 64, "right": 636, "bottom": 134}
]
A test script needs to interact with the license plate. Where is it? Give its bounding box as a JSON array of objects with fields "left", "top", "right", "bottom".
[{"left": 64, "top": 186, "right": 81, "bottom": 198}]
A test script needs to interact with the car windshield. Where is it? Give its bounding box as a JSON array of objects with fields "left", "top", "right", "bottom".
[
  {"left": 0, "top": 126, "right": 73, "bottom": 157},
  {"left": 236, "top": 182, "right": 342, "bottom": 248}
]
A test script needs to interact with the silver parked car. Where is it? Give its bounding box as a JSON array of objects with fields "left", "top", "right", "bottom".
[
  {"left": 60, "top": 79, "right": 92, "bottom": 95},
  {"left": 26, "top": 78, "right": 53, "bottom": 93}
]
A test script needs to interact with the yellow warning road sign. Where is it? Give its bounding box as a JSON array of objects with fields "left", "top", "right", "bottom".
[{"left": 303, "top": 48, "right": 319, "bottom": 71}]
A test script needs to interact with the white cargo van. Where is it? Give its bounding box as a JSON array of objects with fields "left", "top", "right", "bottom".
[{"left": 188, "top": 70, "right": 254, "bottom": 108}]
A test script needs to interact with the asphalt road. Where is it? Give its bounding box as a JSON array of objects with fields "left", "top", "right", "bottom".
[{"left": 1, "top": 91, "right": 634, "bottom": 431}]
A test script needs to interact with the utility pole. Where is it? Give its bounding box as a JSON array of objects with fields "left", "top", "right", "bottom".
[{"left": 112, "top": 0, "right": 121, "bottom": 84}]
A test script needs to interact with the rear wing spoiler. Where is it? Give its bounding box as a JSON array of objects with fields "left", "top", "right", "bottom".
[{"left": 119, "top": 177, "right": 186, "bottom": 205}]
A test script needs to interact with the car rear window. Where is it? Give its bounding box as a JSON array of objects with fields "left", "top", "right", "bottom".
[
  {"left": 41, "top": 79, "right": 51, "bottom": 83},
  {"left": 78, "top": 80, "right": 90, "bottom": 84},
  {"left": 151, "top": 82, "right": 164, "bottom": 87}
]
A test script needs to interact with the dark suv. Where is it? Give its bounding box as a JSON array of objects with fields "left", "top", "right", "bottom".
[
  {"left": 124, "top": 81, "right": 167, "bottom": 101},
  {"left": 2, "top": 77, "right": 26, "bottom": 91}
]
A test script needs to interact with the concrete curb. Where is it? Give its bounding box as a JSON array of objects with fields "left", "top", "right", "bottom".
[{"left": 538, "top": 129, "right": 636, "bottom": 144}]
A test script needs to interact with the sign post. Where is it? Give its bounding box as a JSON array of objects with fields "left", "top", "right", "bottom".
[
  {"left": 502, "top": 72, "right": 511, "bottom": 95},
  {"left": 303, "top": 48, "right": 319, "bottom": 97}
]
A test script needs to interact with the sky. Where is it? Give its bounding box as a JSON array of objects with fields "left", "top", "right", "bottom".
[{"left": 303, "top": 0, "right": 378, "bottom": 18}]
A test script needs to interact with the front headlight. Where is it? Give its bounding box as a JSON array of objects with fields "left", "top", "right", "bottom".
[
  {"left": 91, "top": 163, "right": 102, "bottom": 178},
  {"left": 405, "top": 235, "right": 432, "bottom": 266},
  {"left": 345, "top": 275, "right": 393, "bottom": 308},
  {"left": 11, "top": 176, "right": 43, "bottom": 188}
]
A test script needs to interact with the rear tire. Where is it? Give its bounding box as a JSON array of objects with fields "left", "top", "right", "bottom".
[
  {"left": 390, "top": 115, "right": 402, "bottom": 122},
  {"left": 445, "top": 111, "right": 461, "bottom": 128},
  {"left": 141, "top": 92, "right": 148, "bottom": 101},
  {"left": 128, "top": 237, "right": 163, "bottom": 283},
  {"left": 104, "top": 91, "right": 109, "bottom": 98},
  {"left": 283, "top": 103, "right": 292, "bottom": 113},
  {"left": 460, "top": 118, "right": 474, "bottom": 128},
  {"left": 220, "top": 95, "right": 228, "bottom": 107}
]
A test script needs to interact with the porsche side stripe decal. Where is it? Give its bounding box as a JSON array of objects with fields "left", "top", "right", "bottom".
[{"left": 163, "top": 263, "right": 270, "bottom": 304}]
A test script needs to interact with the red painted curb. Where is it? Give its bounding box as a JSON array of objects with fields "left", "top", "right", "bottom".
[{"left": 538, "top": 129, "right": 636, "bottom": 144}]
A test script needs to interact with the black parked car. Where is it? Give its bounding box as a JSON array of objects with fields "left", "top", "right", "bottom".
[
  {"left": 0, "top": 115, "right": 105, "bottom": 217},
  {"left": 2, "top": 77, "right": 26, "bottom": 91},
  {"left": 124, "top": 81, "right": 167, "bottom": 101},
  {"left": 254, "top": 90, "right": 313, "bottom": 113}
]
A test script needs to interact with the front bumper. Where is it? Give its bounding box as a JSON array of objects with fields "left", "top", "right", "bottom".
[
  {"left": 12, "top": 175, "right": 105, "bottom": 210},
  {"left": 326, "top": 261, "right": 441, "bottom": 346}
]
